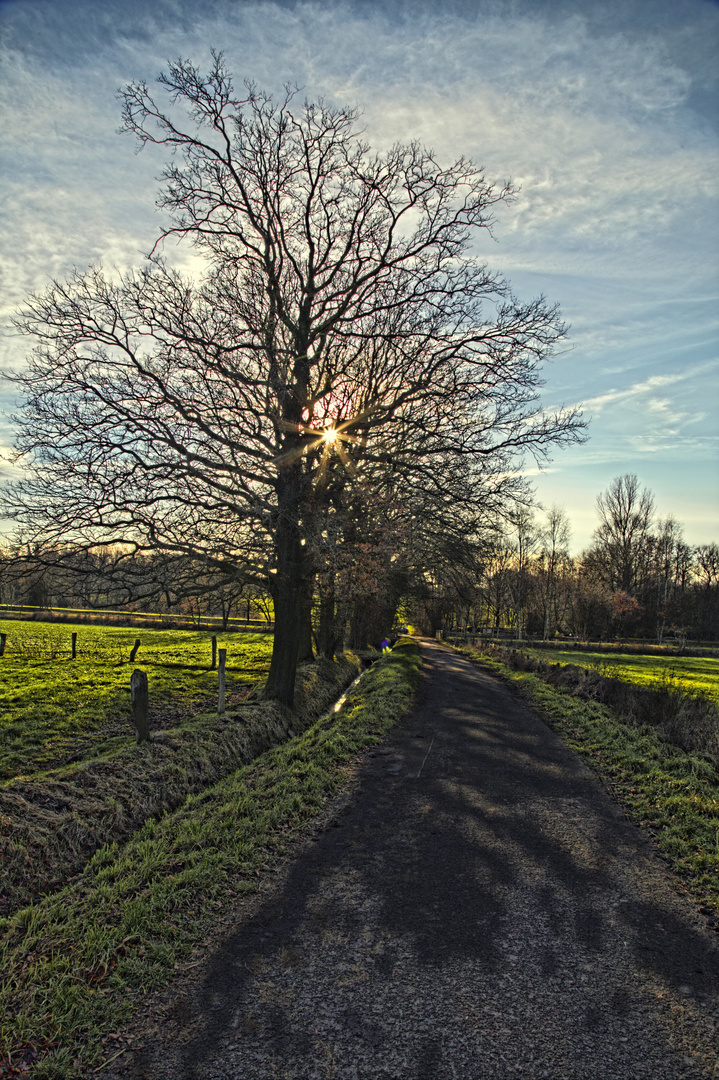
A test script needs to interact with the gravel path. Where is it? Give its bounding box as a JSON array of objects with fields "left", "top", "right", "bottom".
[{"left": 106, "top": 640, "right": 719, "bottom": 1079}]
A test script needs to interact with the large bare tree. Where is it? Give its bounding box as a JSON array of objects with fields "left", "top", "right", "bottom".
[{"left": 3, "top": 55, "right": 583, "bottom": 706}]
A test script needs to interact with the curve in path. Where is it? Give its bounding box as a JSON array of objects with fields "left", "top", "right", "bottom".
[{"left": 108, "top": 640, "right": 719, "bottom": 1080}]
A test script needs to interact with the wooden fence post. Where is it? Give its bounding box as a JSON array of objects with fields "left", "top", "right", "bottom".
[
  {"left": 211, "top": 635, "right": 217, "bottom": 670},
  {"left": 129, "top": 638, "right": 141, "bottom": 662},
  {"left": 130, "top": 669, "right": 151, "bottom": 744},
  {"left": 218, "top": 649, "right": 227, "bottom": 715},
  {"left": 0, "top": 633, "right": 6, "bottom": 657},
  {"left": 71, "top": 632, "right": 77, "bottom": 659}
]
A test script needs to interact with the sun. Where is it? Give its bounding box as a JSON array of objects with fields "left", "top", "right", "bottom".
[{"left": 272, "top": 404, "right": 383, "bottom": 483}]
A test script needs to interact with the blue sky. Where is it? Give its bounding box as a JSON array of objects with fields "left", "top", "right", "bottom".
[{"left": 0, "top": 0, "right": 717, "bottom": 552}]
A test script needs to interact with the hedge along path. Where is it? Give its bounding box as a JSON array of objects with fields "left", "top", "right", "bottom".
[
  {"left": 0, "top": 655, "right": 360, "bottom": 917},
  {"left": 522, "top": 646, "right": 719, "bottom": 703},
  {"left": 477, "top": 642, "right": 719, "bottom": 762},
  {"left": 0, "top": 642, "right": 421, "bottom": 1080}
]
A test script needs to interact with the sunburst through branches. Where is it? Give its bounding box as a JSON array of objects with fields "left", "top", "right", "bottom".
[{"left": 272, "top": 409, "right": 380, "bottom": 483}]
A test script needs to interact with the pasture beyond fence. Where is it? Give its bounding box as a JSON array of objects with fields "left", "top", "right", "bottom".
[
  {"left": 0, "top": 625, "right": 241, "bottom": 738},
  {"left": 443, "top": 632, "right": 719, "bottom": 659},
  {"left": 0, "top": 601, "right": 274, "bottom": 632},
  {"left": 0, "top": 621, "right": 275, "bottom": 780}
]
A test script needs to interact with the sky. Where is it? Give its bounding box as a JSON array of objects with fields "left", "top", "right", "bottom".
[{"left": 0, "top": 0, "right": 717, "bottom": 553}]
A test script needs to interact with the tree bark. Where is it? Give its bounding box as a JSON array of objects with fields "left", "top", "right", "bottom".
[
  {"left": 349, "top": 600, "right": 371, "bottom": 650},
  {"left": 317, "top": 582, "right": 337, "bottom": 658},
  {"left": 263, "top": 466, "right": 304, "bottom": 707},
  {"left": 297, "top": 579, "right": 314, "bottom": 663}
]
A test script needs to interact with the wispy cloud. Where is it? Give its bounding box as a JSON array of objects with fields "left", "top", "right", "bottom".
[
  {"left": 579, "top": 359, "right": 719, "bottom": 415},
  {"left": 0, "top": 0, "right": 716, "bottom": 547}
]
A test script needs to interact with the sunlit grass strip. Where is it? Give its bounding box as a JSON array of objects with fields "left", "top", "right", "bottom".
[
  {"left": 0, "top": 603, "right": 274, "bottom": 625},
  {"left": 523, "top": 647, "right": 719, "bottom": 702},
  {"left": 463, "top": 649, "right": 719, "bottom": 915},
  {"left": 0, "top": 641, "right": 421, "bottom": 1079}
]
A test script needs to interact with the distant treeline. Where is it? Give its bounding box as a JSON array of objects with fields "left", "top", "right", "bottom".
[
  {"left": 409, "top": 475, "right": 718, "bottom": 644},
  {"left": 1, "top": 474, "right": 717, "bottom": 647}
]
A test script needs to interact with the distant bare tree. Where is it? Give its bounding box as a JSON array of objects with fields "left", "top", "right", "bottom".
[
  {"left": 505, "top": 506, "right": 539, "bottom": 640},
  {"left": 590, "top": 474, "right": 655, "bottom": 595},
  {"left": 695, "top": 543, "right": 719, "bottom": 640},
  {"left": 536, "top": 504, "right": 572, "bottom": 639}
]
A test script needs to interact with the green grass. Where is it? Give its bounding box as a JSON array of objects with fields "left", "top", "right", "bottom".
[
  {"left": 462, "top": 647, "right": 719, "bottom": 918},
  {"left": 0, "top": 653, "right": 360, "bottom": 918},
  {"left": 0, "top": 620, "right": 273, "bottom": 781},
  {"left": 523, "top": 646, "right": 719, "bottom": 702},
  {"left": 0, "top": 640, "right": 421, "bottom": 1079}
]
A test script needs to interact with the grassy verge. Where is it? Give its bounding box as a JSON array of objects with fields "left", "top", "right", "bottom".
[
  {"left": 458, "top": 647, "right": 719, "bottom": 922},
  {"left": 477, "top": 642, "right": 719, "bottom": 762},
  {"left": 0, "top": 654, "right": 359, "bottom": 917},
  {"left": 0, "top": 640, "right": 421, "bottom": 1079}
]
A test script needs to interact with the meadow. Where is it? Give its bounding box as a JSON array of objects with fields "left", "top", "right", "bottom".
[
  {"left": 523, "top": 646, "right": 719, "bottom": 702},
  {"left": 0, "top": 620, "right": 273, "bottom": 782}
]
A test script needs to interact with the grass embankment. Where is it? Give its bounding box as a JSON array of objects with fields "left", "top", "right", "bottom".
[
  {"left": 459, "top": 645, "right": 719, "bottom": 922},
  {"left": 0, "top": 639, "right": 421, "bottom": 1079},
  {"left": 0, "top": 621, "right": 273, "bottom": 781},
  {"left": 0, "top": 651, "right": 358, "bottom": 917},
  {"left": 523, "top": 646, "right": 719, "bottom": 703}
]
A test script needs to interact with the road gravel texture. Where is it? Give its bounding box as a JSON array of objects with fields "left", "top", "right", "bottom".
[{"left": 105, "top": 640, "right": 719, "bottom": 1079}]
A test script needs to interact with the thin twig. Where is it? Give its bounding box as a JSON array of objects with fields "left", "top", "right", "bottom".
[
  {"left": 94, "top": 1046, "right": 127, "bottom": 1071},
  {"left": 416, "top": 736, "right": 435, "bottom": 779}
]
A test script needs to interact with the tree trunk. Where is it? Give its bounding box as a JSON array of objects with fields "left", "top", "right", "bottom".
[
  {"left": 263, "top": 465, "right": 304, "bottom": 708},
  {"left": 349, "top": 599, "right": 370, "bottom": 650},
  {"left": 297, "top": 580, "right": 314, "bottom": 663},
  {"left": 543, "top": 592, "right": 551, "bottom": 640},
  {"left": 333, "top": 599, "right": 347, "bottom": 656},
  {"left": 317, "top": 583, "right": 337, "bottom": 658}
]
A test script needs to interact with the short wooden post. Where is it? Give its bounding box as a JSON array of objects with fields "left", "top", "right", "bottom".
[
  {"left": 0, "top": 633, "right": 6, "bottom": 657},
  {"left": 130, "top": 669, "right": 151, "bottom": 744},
  {"left": 218, "top": 648, "right": 227, "bottom": 715},
  {"left": 129, "top": 638, "right": 141, "bottom": 662},
  {"left": 246, "top": 598, "right": 251, "bottom": 622},
  {"left": 211, "top": 635, "right": 217, "bottom": 670},
  {"left": 71, "top": 632, "right": 77, "bottom": 659}
]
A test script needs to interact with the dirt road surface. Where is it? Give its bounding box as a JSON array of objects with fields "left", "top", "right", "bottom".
[{"left": 100, "top": 640, "right": 719, "bottom": 1079}]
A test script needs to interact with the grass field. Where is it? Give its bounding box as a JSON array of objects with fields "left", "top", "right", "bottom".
[
  {"left": 0, "top": 620, "right": 273, "bottom": 782},
  {"left": 523, "top": 646, "right": 719, "bottom": 702}
]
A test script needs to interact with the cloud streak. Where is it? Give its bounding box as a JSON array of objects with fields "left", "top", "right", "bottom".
[
  {"left": 0, "top": 0, "right": 716, "bottom": 549},
  {"left": 579, "top": 360, "right": 719, "bottom": 415}
]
